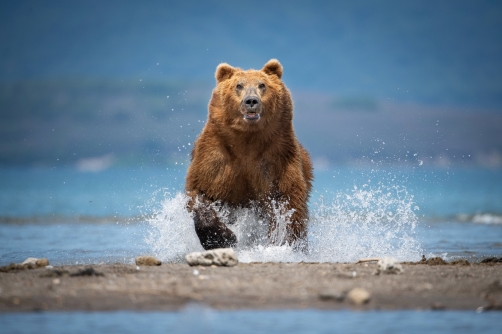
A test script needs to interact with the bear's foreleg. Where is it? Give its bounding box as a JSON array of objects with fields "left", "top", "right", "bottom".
[
  {"left": 285, "top": 208, "right": 309, "bottom": 253},
  {"left": 191, "top": 202, "right": 237, "bottom": 250}
]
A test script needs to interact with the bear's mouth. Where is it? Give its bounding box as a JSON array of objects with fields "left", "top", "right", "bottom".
[{"left": 243, "top": 112, "right": 260, "bottom": 121}]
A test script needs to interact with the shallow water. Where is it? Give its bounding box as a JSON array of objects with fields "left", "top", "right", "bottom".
[
  {"left": 1, "top": 166, "right": 501, "bottom": 265},
  {"left": 1, "top": 308, "right": 501, "bottom": 334},
  {"left": 1, "top": 218, "right": 501, "bottom": 266}
]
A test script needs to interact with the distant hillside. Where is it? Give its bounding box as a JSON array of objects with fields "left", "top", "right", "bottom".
[
  {"left": 0, "top": 79, "right": 209, "bottom": 165},
  {"left": 293, "top": 92, "right": 502, "bottom": 168},
  {"left": 1, "top": 0, "right": 502, "bottom": 107},
  {"left": 1, "top": 79, "right": 501, "bottom": 168}
]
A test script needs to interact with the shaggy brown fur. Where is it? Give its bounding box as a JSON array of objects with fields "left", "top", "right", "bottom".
[{"left": 185, "top": 59, "right": 313, "bottom": 250}]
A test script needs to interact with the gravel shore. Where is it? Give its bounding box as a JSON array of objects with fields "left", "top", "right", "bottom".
[{"left": 1, "top": 260, "right": 501, "bottom": 312}]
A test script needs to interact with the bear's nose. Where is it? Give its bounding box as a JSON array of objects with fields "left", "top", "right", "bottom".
[{"left": 244, "top": 96, "right": 260, "bottom": 109}]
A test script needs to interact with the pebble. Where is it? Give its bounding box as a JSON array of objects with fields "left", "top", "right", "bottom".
[
  {"left": 135, "top": 256, "right": 162, "bottom": 266},
  {"left": 347, "top": 288, "right": 371, "bottom": 305},
  {"left": 35, "top": 258, "right": 50, "bottom": 267},
  {"left": 318, "top": 290, "right": 345, "bottom": 302},
  {"left": 0, "top": 263, "right": 25, "bottom": 272},
  {"left": 424, "top": 257, "right": 448, "bottom": 265},
  {"left": 21, "top": 257, "right": 49, "bottom": 268},
  {"left": 450, "top": 259, "right": 470, "bottom": 266},
  {"left": 431, "top": 302, "right": 446, "bottom": 310},
  {"left": 481, "top": 257, "right": 502, "bottom": 263},
  {"left": 1, "top": 258, "right": 50, "bottom": 272},
  {"left": 186, "top": 248, "right": 238, "bottom": 267},
  {"left": 70, "top": 267, "right": 104, "bottom": 277},
  {"left": 374, "top": 257, "right": 403, "bottom": 275},
  {"left": 21, "top": 258, "right": 38, "bottom": 266}
]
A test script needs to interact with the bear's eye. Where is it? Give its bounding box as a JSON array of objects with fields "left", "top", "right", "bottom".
[
  {"left": 236, "top": 84, "right": 243, "bottom": 90},
  {"left": 258, "top": 83, "right": 266, "bottom": 89}
]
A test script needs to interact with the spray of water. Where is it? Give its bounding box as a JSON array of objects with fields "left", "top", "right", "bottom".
[
  {"left": 145, "top": 192, "right": 203, "bottom": 262},
  {"left": 146, "top": 183, "right": 423, "bottom": 263},
  {"left": 308, "top": 184, "right": 422, "bottom": 262}
]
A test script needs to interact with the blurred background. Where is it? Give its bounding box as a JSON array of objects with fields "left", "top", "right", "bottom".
[
  {"left": 1, "top": 0, "right": 502, "bottom": 267},
  {"left": 1, "top": 0, "right": 501, "bottom": 170}
]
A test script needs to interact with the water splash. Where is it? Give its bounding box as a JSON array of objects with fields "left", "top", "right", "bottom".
[
  {"left": 145, "top": 192, "right": 203, "bottom": 262},
  {"left": 308, "top": 184, "right": 422, "bottom": 262},
  {"left": 146, "top": 184, "right": 423, "bottom": 263}
]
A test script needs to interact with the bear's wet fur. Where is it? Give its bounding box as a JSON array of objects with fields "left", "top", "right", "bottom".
[{"left": 185, "top": 59, "right": 313, "bottom": 251}]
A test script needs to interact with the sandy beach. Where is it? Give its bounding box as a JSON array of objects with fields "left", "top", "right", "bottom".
[{"left": 1, "top": 259, "right": 501, "bottom": 312}]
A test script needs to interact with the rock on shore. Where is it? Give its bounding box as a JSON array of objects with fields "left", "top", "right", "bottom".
[{"left": 185, "top": 248, "right": 238, "bottom": 267}]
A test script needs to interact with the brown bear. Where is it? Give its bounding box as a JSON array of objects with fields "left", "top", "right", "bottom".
[{"left": 185, "top": 59, "right": 313, "bottom": 251}]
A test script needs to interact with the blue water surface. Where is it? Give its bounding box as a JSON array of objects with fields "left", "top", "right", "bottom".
[
  {"left": 0, "top": 166, "right": 184, "bottom": 218},
  {"left": 0, "top": 222, "right": 151, "bottom": 265},
  {"left": 1, "top": 309, "right": 501, "bottom": 334},
  {"left": 1, "top": 166, "right": 502, "bottom": 265},
  {"left": 1, "top": 166, "right": 502, "bottom": 219},
  {"left": 2, "top": 217, "right": 502, "bottom": 266}
]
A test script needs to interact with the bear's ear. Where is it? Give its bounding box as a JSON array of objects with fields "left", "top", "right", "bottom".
[
  {"left": 215, "top": 63, "right": 236, "bottom": 83},
  {"left": 262, "top": 59, "right": 283, "bottom": 79}
]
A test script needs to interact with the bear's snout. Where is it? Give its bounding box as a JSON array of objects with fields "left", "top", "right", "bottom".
[
  {"left": 242, "top": 94, "right": 262, "bottom": 121},
  {"left": 244, "top": 96, "right": 261, "bottom": 110}
]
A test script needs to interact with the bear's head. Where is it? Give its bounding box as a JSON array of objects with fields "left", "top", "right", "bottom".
[{"left": 209, "top": 59, "right": 293, "bottom": 133}]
